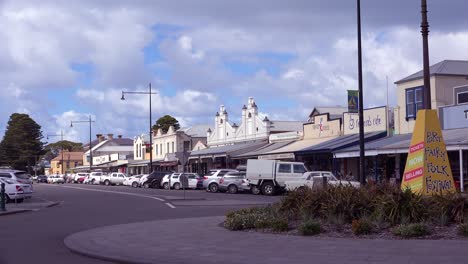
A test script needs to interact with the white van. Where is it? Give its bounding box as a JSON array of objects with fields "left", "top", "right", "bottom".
[{"left": 246, "top": 159, "right": 308, "bottom": 195}]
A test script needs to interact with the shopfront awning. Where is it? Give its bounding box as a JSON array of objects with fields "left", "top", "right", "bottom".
[
  {"left": 297, "top": 131, "right": 387, "bottom": 157},
  {"left": 231, "top": 141, "right": 295, "bottom": 159},
  {"left": 257, "top": 137, "right": 339, "bottom": 160},
  {"left": 188, "top": 141, "right": 268, "bottom": 160},
  {"left": 333, "top": 128, "right": 468, "bottom": 158}
]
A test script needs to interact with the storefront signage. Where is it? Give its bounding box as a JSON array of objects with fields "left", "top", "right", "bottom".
[
  {"left": 401, "top": 110, "right": 456, "bottom": 195},
  {"left": 93, "top": 155, "right": 110, "bottom": 165},
  {"left": 303, "top": 114, "right": 341, "bottom": 140},
  {"left": 343, "top": 106, "right": 387, "bottom": 135},
  {"left": 269, "top": 132, "right": 301, "bottom": 142},
  {"left": 258, "top": 153, "right": 295, "bottom": 160}
]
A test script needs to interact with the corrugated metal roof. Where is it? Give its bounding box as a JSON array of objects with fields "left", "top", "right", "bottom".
[
  {"left": 334, "top": 128, "right": 468, "bottom": 157},
  {"left": 232, "top": 141, "right": 295, "bottom": 158},
  {"left": 179, "top": 125, "right": 212, "bottom": 137},
  {"left": 395, "top": 60, "right": 468, "bottom": 84},
  {"left": 263, "top": 136, "right": 339, "bottom": 155},
  {"left": 269, "top": 121, "right": 304, "bottom": 132},
  {"left": 189, "top": 141, "right": 268, "bottom": 158},
  {"left": 297, "top": 131, "right": 387, "bottom": 154}
]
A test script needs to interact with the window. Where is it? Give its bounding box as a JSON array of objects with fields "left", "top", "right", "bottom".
[
  {"left": 66, "top": 161, "right": 70, "bottom": 168},
  {"left": 457, "top": 92, "right": 468, "bottom": 104},
  {"left": 307, "top": 172, "right": 321, "bottom": 180},
  {"left": 293, "top": 164, "right": 307, "bottom": 174},
  {"left": 183, "top": 141, "right": 190, "bottom": 151},
  {"left": 220, "top": 119, "right": 223, "bottom": 124},
  {"left": 248, "top": 112, "right": 252, "bottom": 118},
  {"left": 0, "top": 173, "right": 11, "bottom": 178},
  {"left": 278, "top": 164, "right": 291, "bottom": 173},
  {"left": 155, "top": 144, "right": 158, "bottom": 155},
  {"left": 406, "top": 87, "right": 424, "bottom": 119},
  {"left": 74, "top": 162, "right": 78, "bottom": 167},
  {"left": 160, "top": 144, "right": 162, "bottom": 155},
  {"left": 172, "top": 142, "right": 175, "bottom": 153},
  {"left": 167, "top": 142, "right": 170, "bottom": 153}
]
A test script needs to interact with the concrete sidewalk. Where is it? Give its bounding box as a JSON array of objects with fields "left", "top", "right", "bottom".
[
  {"left": 65, "top": 216, "right": 468, "bottom": 264},
  {"left": 0, "top": 199, "right": 60, "bottom": 216}
]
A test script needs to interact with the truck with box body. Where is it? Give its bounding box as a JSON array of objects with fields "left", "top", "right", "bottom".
[{"left": 246, "top": 159, "right": 308, "bottom": 195}]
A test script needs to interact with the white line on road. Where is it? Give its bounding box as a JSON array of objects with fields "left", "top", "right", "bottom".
[
  {"left": 53, "top": 185, "right": 175, "bottom": 208},
  {"left": 165, "top": 203, "right": 176, "bottom": 209}
]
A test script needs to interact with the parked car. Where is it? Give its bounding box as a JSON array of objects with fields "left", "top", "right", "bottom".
[
  {"left": 138, "top": 174, "right": 149, "bottom": 187},
  {"left": 100, "top": 172, "right": 127, "bottom": 186},
  {"left": 48, "top": 175, "right": 65, "bottom": 184},
  {"left": 0, "top": 169, "right": 33, "bottom": 185},
  {"left": 161, "top": 173, "right": 180, "bottom": 189},
  {"left": 37, "top": 175, "right": 48, "bottom": 183},
  {"left": 123, "top": 175, "right": 143, "bottom": 187},
  {"left": 219, "top": 172, "right": 249, "bottom": 194},
  {"left": 141, "top": 171, "right": 169, "bottom": 188},
  {"left": 0, "top": 178, "right": 33, "bottom": 203},
  {"left": 85, "top": 171, "right": 105, "bottom": 184},
  {"left": 161, "top": 173, "right": 201, "bottom": 190},
  {"left": 75, "top": 173, "right": 89, "bottom": 184},
  {"left": 246, "top": 159, "right": 308, "bottom": 195},
  {"left": 32, "top": 175, "right": 38, "bottom": 182},
  {"left": 285, "top": 171, "right": 361, "bottom": 191},
  {"left": 202, "top": 169, "right": 238, "bottom": 193}
]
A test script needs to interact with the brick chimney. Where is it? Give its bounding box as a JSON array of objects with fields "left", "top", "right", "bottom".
[
  {"left": 107, "top": 134, "right": 114, "bottom": 140},
  {"left": 96, "top": 134, "right": 105, "bottom": 143}
]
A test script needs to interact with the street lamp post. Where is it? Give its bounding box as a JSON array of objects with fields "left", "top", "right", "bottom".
[
  {"left": 121, "top": 83, "right": 157, "bottom": 173},
  {"left": 357, "top": 0, "right": 366, "bottom": 185},
  {"left": 71, "top": 115, "right": 95, "bottom": 173},
  {"left": 421, "top": 0, "right": 432, "bottom": 109},
  {"left": 47, "top": 130, "right": 64, "bottom": 175}
]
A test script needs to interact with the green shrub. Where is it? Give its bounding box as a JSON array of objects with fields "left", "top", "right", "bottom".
[
  {"left": 298, "top": 220, "right": 321, "bottom": 236},
  {"left": 224, "top": 205, "right": 286, "bottom": 231},
  {"left": 270, "top": 219, "right": 289, "bottom": 232},
  {"left": 458, "top": 223, "right": 468, "bottom": 237},
  {"left": 351, "top": 218, "right": 373, "bottom": 235},
  {"left": 392, "top": 223, "right": 431, "bottom": 238},
  {"left": 427, "top": 192, "right": 465, "bottom": 225}
]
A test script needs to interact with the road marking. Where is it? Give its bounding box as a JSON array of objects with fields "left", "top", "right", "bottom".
[
  {"left": 58, "top": 185, "right": 171, "bottom": 206},
  {"left": 165, "top": 202, "right": 176, "bottom": 209}
]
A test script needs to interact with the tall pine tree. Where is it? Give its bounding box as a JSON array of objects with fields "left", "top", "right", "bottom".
[{"left": 0, "top": 113, "right": 45, "bottom": 172}]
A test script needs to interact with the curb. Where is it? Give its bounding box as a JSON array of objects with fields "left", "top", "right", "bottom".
[
  {"left": 46, "top": 202, "right": 61, "bottom": 208},
  {"left": 0, "top": 209, "right": 32, "bottom": 216},
  {"left": 64, "top": 239, "right": 142, "bottom": 264}
]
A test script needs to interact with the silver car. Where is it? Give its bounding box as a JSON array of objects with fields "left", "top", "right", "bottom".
[
  {"left": 202, "top": 169, "right": 238, "bottom": 192},
  {"left": 219, "top": 172, "right": 249, "bottom": 194}
]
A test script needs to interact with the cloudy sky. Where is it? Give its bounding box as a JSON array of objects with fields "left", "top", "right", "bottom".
[{"left": 1, "top": 0, "right": 468, "bottom": 143}]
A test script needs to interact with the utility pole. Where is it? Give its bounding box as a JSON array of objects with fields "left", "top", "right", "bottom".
[
  {"left": 357, "top": 0, "right": 366, "bottom": 185},
  {"left": 421, "top": 0, "right": 432, "bottom": 109}
]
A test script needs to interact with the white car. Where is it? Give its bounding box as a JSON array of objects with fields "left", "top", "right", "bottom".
[
  {"left": 85, "top": 172, "right": 105, "bottom": 185},
  {"left": 138, "top": 174, "right": 149, "bottom": 187},
  {"left": 124, "top": 175, "right": 143, "bottom": 188},
  {"left": 48, "top": 175, "right": 65, "bottom": 184},
  {"left": 161, "top": 173, "right": 199, "bottom": 190},
  {"left": 0, "top": 169, "right": 33, "bottom": 185},
  {"left": 285, "top": 171, "right": 361, "bottom": 191},
  {"left": 0, "top": 178, "right": 33, "bottom": 203}
]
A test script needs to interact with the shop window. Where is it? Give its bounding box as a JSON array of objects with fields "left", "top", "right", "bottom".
[{"left": 406, "top": 86, "right": 424, "bottom": 120}]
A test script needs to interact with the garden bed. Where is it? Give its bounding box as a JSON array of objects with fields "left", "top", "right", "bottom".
[{"left": 224, "top": 183, "right": 468, "bottom": 240}]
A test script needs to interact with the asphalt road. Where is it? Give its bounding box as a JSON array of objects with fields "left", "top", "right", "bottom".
[{"left": 0, "top": 183, "right": 279, "bottom": 264}]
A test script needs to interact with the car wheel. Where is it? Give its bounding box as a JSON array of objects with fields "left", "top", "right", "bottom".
[
  {"left": 5, "top": 194, "right": 11, "bottom": 204},
  {"left": 163, "top": 183, "right": 170, "bottom": 190},
  {"left": 151, "top": 181, "right": 160, "bottom": 189},
  {"left": 209, "top": 183, "right": 218, "bottom": 193},
  {"left": 228, "top": 184, "right": 238, "bottom": 194},
  {"left": 143, "top": 182, "right": 150, "bottom": 188},
  {"left": 91, "top": 179, "right": 95, "bottom": 184},
  {"left": 132, "top": 182, "right": 138, "bottom": 188},
  {"left": 174, "top": 183, "right": 181, "bottom": 190},
  {"left": 250, "top": 185, "right": 261, "bottom": 195},
  {"left": 16, "top": 198, "right": 24, "bottom": 203},
  {"left": 104, "top": 180, "right": 110, "bottom": 186},
  {"left": 262, "top": 182, "right": 275, "bottom": 196}
]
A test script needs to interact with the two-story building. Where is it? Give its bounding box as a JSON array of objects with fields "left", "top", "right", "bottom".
[
  {"left": 188, "top": 97, "right": 304, "bottom": 174},
  {"left": 50, "top": 151, "right": 84, "bottom": 174}
]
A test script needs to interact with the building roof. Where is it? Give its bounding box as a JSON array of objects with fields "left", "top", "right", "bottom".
[
  {"left": 297, "top": 131, "right": 387, "bottom": 155},
  {"left": 262, "top": 137, "right": 339, "bottom": 155},
  {"left": 395, "top": 60, "right": 468, "bottom": 84},
  {"left": 231, "top": 141, "right": 295, "bottom": 159},
  {"left": 84, "top": 137, "right": 133, "bottom": 155},
  {"left": 189, "top": 141, "right": 268, "bottom": 159},
  {"left": 334, "top": 128, "right": 468, "bottom": 158},
  {"left": 269, "top": 121, "right": 304, "bottom": 133},
  {"left": 51, "top": 151, "right": 84, "bottom": 162},
  {"left": 179, "top": 125, "right": 212, "bottom": 137},
  {"left": 309, "top": 106, "right": 347, "bottom": 120}
]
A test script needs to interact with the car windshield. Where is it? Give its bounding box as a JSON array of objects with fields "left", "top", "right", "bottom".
[{"left": 14, "top": 172, "right": 30, "bottom": 179}]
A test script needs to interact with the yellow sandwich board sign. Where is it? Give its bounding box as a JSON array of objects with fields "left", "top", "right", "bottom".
[{"left": 401, "top": 110, "right": 456, "bottom": 195}]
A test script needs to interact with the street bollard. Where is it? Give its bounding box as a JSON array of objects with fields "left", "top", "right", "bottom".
[{"left": 1, "top": 182, "right": 6, "bottom": 211}]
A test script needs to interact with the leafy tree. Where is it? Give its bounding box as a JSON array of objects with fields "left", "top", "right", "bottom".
[
  {"left": 43, "top": 140, "right": 83, "bottom": 161},
  {"left": 0, "top": 113, "right": 45, "bottom": 172},
  {"left": 152, "top": 115, "right": 180, "bottom": 134}
]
